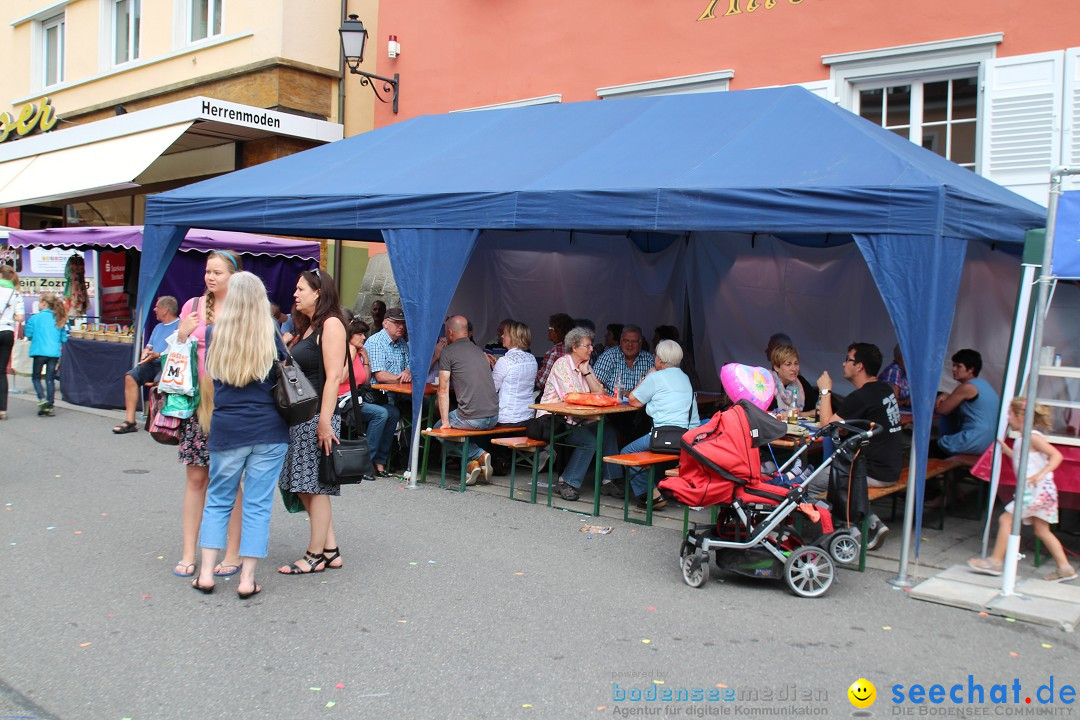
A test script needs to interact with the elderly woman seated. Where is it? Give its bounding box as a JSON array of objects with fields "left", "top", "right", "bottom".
[
  {"left": 620, "top": 340, "right": 699, "bottom": 509},
  {"left": 538, "top": 326, "right": 623, "bottom": 501}
]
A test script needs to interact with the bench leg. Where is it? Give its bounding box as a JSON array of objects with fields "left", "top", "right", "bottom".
[
  {"left": 508, "top": 448, "right": 518, "bottom": 500},
  {"left": 458, "top": 437, "right": 471, "bottom": 493},
  {"left": 419, "top": 426, "right": 432, "bottom": 484},
  {"left": 530, "top": 451, "right": 540, "bottom": 504},
  {"left": 439, "top": 442, "right": 448, "bottom": 489}
]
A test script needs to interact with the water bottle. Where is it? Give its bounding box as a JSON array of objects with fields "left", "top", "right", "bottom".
[{"left": 613, "top": 373, "right": 623, "bottom": 402}]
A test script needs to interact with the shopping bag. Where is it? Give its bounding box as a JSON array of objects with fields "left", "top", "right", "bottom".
[
  {"left": 158, "top": 333, "right": 197, "bottom": 395},
  {"left": 10, "top": 337, "right": 31, "bottom": 376}
]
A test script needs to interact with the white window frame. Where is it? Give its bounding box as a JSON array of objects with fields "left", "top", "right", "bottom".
[
  {"left": 41, "top": 13, "right": 66, "bottom": 88},
  {"left": 111, "top": 0, "right": 141, "bottom": 66},
  {"left": 851, "top": 71, "right": 980, "bottom": 169},
  {"left": 184, "top": 0, "right": 223, "bottom": 45},
  {"left": 823, "top": 33, "right": 1001, "bottom": 171},
  {"left": 451, "top": 95, "right": 563, "bottom": 113},
  {"left": 596, "top": 70, "right": 734, "bottom": 100}
]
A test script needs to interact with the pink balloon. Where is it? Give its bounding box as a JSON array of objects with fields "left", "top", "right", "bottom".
[{"left": 720, "top": 363, "right": 776, "bottom": 410}]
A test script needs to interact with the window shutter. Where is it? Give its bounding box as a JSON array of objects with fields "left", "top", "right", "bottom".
[
  {"left": 1063, "top": 48, "right": 1080, "bottom": 192},
  {"left": 981, "top": 51, "right": 1063, "bottom": 207}
]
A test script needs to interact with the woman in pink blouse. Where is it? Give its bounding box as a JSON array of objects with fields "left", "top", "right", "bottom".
[{"left": 539, "top": 326, "right": 622, "bottom": 501}]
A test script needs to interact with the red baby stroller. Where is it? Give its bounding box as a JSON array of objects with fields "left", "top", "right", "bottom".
[{"left": 659, "top": 400, "right": 882, "bottom": 598}]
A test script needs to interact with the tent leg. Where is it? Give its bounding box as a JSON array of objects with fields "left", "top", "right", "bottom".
[
  {"left": 406, "top": 422, "right": 422, "bottom": 489},
  {"left": 890, "top": 445, "right": 918, "bottom": 588}
]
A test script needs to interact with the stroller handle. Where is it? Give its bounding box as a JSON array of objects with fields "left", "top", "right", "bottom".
[{"left": 827, "top": 419, "right": 885, "bottom": 453}]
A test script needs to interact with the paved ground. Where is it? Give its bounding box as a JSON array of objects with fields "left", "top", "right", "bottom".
[{"left": 2, "top": 393, "right": 1078, "bottom": 719}]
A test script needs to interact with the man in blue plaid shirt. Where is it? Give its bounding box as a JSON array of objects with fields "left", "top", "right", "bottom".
[
  {"left": 365, "top": 306, "right": 411, "bottom": 384},
  {"left": 593, "top": 324, "right": 655, "bottom": 397}
]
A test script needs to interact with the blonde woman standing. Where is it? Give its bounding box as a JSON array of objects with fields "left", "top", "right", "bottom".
[
  {"left": 172, "top": 250, "right": 244, "bottom": 578},
  {"left": 190, "top": 273, "right": 289, "bottom": 598}
]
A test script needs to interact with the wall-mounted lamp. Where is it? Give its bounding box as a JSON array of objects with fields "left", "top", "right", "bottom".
[{"left": 339, "top": 14, "right": 400, "bottom": 114}]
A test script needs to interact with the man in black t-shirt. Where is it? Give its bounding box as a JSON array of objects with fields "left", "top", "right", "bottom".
[{"left": 814, "top": 342, "right": 903, "bottom": 550}]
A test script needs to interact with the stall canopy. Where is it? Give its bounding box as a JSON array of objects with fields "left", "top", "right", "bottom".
[{"left": 140, "top": 87, "right": 1046, "bottom": 547}]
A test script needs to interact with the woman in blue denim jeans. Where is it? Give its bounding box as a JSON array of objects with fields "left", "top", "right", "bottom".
[
  {"left": 339, "top": 317, "right": 399, "bottom": 477},
  {"left": 191, "top": 272, "right": 290, "bottom": 600}
]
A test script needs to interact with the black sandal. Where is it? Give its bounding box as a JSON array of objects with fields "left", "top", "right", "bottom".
[
  {"left": 323, "top": 547, "right": 343, "bottom": 570},
  {"left": 112, "top": 420, "right": 139, "bottom": 434},
  {"left": 278, "top": 550, "right": 326, "bottom": 575}
]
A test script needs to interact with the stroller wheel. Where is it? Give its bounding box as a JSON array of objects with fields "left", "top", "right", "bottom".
[
  {"left": 783, "top": 546, "right": 835, "bottom": 598},
  {"left": 829, "top": 533, "right": 860, "bottom": 566},
  {"left": 681, "top": 550, "right": 710, "bottom": 588}
]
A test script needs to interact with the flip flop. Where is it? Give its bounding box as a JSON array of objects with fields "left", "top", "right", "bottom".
[
  {"left": 213, "top": 563, "right": 242, "bottom": 577},
  {"left": 238, "top": 583, "right": 262, "bottom": 600},
  {"left": 173, "top": 562, "right": 196, "bottom": 577}
]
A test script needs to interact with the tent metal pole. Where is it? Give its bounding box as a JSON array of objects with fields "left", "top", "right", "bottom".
[
  {"left": 982, "top": 262, "right": 1037, "bottom": 556},
  {"left": 890, "top": 443, "right": 918, "bottom": 587},
  {"left": 1001, "top": 166, "right": 1076, "bottom": 596}
]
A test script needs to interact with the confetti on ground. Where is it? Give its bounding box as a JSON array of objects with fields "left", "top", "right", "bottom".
[
  {"left": 74, "top": 531, "right": 82, "bottom": 535},
  {"left": 397, "top": 620, "right": 407, "bottom": 624},
  {"left": 647, "top": 606, "right": 656, "bottom": 611},
  {"left": 653, "top": 680, "right": 664, "bottom": 685},
  {"left": 716, "top": 684, "right": 729, "bottom": 689},
  {"left": 46, "top": 526, "right": 56, "bottom": 530},
  {"left": 882, "top": 626, "right": 892, "bottom": 631},
  {"left": 309, "top": 687, "right": 321, "bottom": 691},
  {"left": 1005, "top": 618, "right": 1016, "bottom": 623},
  {"left": 335, "top": 683, "right": 345, "bottom": 689},
  {"left": 978, "top": 612, "right": 989, "bottom": 616},
  {"left": 427, "top": 560, "right": 436, "bottom": 564},
  {"left": 4, "top": 503, "right": 11, "bottom": 506},
  {"left": 101, "top": 513, "right": 108, "bottom": 516},
  {"left": 141, "top": 595, "right": 152, "bottom": 600},
  {"left": 597, "top": 707, "right": 607, "bottom": 711},
  {"left": 79, "top": 642, "right": 91, "bottom": 648},
  {"left": 55, "top": 475, "right": 61, "bottom": 478},
  {"left": 157, "top": 556, "right": 164, "bottom": 560},
  {"left": 1042, "top": 643, "right": 1053, "bottom": 649},
  {"left": 326, "top": 701, "right": 336, "bottom": 708},
  {"left": 408, "top": 562, "right": 418, "bottom": 566},
  {"left": 522, "top": 704, "right": 532, "bottom": 709},
  {"left": 1010, "top": 652, "right": 1019, "bottom": 657},
  {"left": 579, "top": 525, "right": 613, "bottom": 534},
  {"left": 514, "top": 572, "right": 524, "bottom": 576},
  {"left": 641, "top": 639, "right": 651, "bottom": 644}
]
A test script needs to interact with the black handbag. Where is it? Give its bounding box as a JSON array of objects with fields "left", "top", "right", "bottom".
[
  {"left": 649, "top": 393, "right": 696, "bottom": 454},
  {"left": 525, "top": 414, "right": 562, "bottom": 443},
  {"left": 320, "top": 348, "right": 374, "bottom": 486},
  {"left": 358, "top": 385, "right": 388, "bottom": 405},
  {"left": 273, "top": 331, "right": 320, "bottom": 426}
]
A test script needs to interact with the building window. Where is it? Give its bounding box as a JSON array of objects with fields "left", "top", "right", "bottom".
[
  {"left": 190, "top": 0, "right": 223, "bottom": 43},
  {"left": 42, "top": 14, "right": 65, "bottom": 87},
  {"left": 856, "top": 75, "right": 978, "bottom": 169},
  {"left": 113, "top": 0, "right": 141, "bottom": 65}
]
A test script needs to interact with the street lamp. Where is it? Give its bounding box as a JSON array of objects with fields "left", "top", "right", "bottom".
[{"left": 339, "top": 14, "right": 400, "bottom": 114}]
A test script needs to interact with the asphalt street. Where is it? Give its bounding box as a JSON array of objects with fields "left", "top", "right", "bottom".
[{"left": 1, "top": 396, "right": 1077, "bottom": 719}]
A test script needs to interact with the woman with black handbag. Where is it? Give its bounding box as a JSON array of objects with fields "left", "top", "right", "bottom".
[
  {"left": 277, "top": 270, "right": 348, "bottom": 575},
  {"left": 339, "top": 318, "right": 399, "bottom": 477},
  {"left": 620, "top": 340, "right": 699, "bottom": 509},
  {"left": 190, "top": 273, "right": 289, "bottom": 599}
]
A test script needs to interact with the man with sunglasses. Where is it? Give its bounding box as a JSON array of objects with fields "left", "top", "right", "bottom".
[{"left": 814, "top": 342, "right": 903, "bottom": 550}]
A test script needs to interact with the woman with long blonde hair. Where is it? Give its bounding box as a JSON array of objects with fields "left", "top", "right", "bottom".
[
  {"left": 190, "top": 273, "right": 289, "bottom": 598},
  {"left": 173, "top": 250, "right": 244, "bottom": 579}
]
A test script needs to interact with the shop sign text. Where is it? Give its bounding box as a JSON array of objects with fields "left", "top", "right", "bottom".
[
  {"left": 699, "top": 0, "right": 808, "bottom": 21},
  {"left": 0, "top": 98, "right": 59, "bottom": 143}
]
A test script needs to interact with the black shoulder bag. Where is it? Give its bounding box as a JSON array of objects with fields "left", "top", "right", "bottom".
[
  {"left": 649, "top": 393, "right": 696, "bottom": 454},
  {"left": 273, "top": 330, "right": 320, "bottom": 426},
  {"left": 320, "top": 347, "right": 374, "bottom": 485}
]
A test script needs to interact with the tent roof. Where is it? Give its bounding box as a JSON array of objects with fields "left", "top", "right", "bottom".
[
  {"left": 145, "top": 86, "right": 1045, "bottom": 242},
  {"left": 6, "top": 225, "right": 319, "bottom": 260}
]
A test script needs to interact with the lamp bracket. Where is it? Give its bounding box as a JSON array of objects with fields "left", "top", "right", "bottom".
[{"left": 349, "top": 69, "right": 400, "bottom": 114}]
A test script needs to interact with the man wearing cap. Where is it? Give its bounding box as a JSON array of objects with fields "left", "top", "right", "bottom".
[
  {"left": 366, "top": 306, "right": 411, "bottom": 384},
  {"left": 433, "top": 315, "right": 500, "bottom": 485},
  {"left": 111, "top": 296, "right": 179, "bottom": 435}
]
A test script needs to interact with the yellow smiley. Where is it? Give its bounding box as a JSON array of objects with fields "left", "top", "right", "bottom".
[{"left": 848, "top": 678, "right": 876, "bottom": 709}]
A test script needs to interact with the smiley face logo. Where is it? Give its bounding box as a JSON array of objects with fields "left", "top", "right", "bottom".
[{"left": 848, "top": 678, "right": 876, "bottom": 708}]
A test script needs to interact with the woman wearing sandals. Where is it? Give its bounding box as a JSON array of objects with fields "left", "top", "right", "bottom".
[
  {"left": 191, "top": 273, "right": 289, "bottom": 598},
  {"left": 173, "top": 251, "right": 244, "bottom": 579},
  {"left": 277, "top": 269, "right": 348, "bottom": 575}
]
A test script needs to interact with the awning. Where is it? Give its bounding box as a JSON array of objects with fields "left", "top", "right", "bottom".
[{"left": 0, "top": 122, "right": 192, "bottom": 207}]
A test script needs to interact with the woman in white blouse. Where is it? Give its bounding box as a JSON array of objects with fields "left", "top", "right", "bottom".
[
  {"left": 492, "top": 320, "right": 537, "bottom": 425},
  {"left": 0, "top": 265, "right": 25, "bottom": 420}
]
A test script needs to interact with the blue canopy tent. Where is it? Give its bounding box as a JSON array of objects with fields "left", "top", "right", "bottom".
[{"left": 139, "top": 87, "right": 1045, "bottom": 556}]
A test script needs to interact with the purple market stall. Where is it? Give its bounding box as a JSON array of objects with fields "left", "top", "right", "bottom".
[{"left": 6, "top": 226, "right": 318, "bottom": 408}]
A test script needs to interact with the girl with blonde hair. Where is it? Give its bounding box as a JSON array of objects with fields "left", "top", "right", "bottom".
[
  {"left": 969, "top": 398, "right": 1073, "bottom": 583},
  {"left": 190, "top": 272, "right": 289, "bottom": 598},
  {"left": 24, "top": 292, "right": 68, "bottom": 417},
  {"left": 173, "top": 250, "right": 244, "bottom": 578}
]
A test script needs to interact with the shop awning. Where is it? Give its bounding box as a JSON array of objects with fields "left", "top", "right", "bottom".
[{"left": 0, "top": 123, "right": 192, "bottom": 207}]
